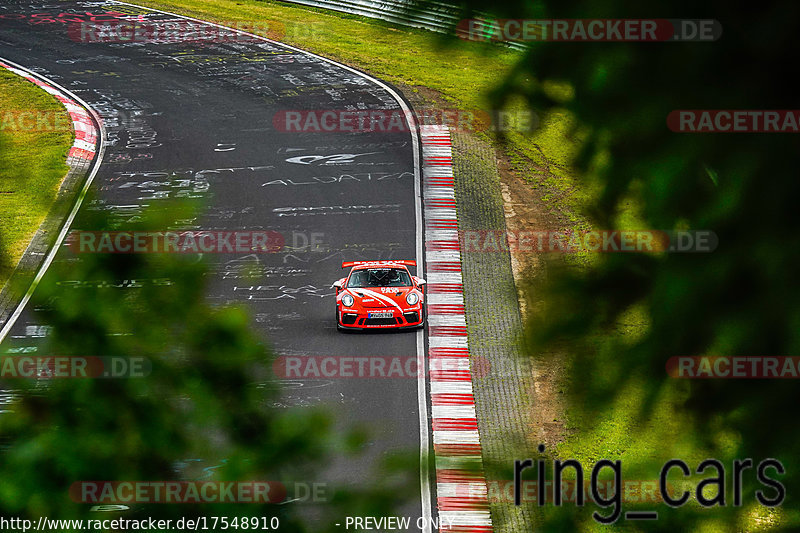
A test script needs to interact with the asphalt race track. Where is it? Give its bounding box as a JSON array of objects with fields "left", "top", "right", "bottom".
[{"left": 0, "top": 0, "right": 427, "bottom": 524}]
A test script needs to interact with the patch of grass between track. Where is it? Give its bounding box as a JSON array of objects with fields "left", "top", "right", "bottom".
[{"left": 0, "top": 69, "right": 73, "bottom": 289}]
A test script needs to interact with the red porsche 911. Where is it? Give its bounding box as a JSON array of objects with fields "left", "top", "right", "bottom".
[{"left": 331, "top": 260, "right": 425, "bottom": 331}]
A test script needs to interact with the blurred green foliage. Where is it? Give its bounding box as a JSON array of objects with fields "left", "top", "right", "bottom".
[
  {"left": 0, "top": 198, "right": 416, "bottom": 528},
  {"left": 430, "top": 0, "right": 800, "bottom": 530}
]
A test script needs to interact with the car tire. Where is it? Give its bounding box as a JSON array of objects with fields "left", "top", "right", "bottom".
[{"left": 336, "top": 308, "right": 345, "bottom": 332}]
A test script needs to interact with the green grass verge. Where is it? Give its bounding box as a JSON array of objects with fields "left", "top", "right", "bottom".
[{"left": 0, "top": 69, "right": 73, "bottom": 289}]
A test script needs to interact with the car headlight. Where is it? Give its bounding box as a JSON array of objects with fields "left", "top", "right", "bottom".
[
  {"left": 342, "top": 294, "right": 355, "bottom": 307},
  {"left": 406, "top": 292, "right": 419, "bottom": 305}
]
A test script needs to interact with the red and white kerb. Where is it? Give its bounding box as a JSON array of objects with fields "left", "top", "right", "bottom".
[
  {"left": 0, "top": 61, "right": 98, "bottom": 166},
  {"left": 422, "top": 125, "right": 493, "bottom": 532}
]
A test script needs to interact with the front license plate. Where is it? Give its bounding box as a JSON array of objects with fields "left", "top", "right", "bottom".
[{"left": 368, "top": 312, "right": 393, "bottom": 319}]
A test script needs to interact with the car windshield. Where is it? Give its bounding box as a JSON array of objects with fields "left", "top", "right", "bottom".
[{"left": 347, "top": 268, "right": 411, "bottom": 288}]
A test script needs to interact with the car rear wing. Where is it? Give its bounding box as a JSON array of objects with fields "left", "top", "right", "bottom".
[{"left": 342, "top": 260, "right": 417, "bottom": 268}]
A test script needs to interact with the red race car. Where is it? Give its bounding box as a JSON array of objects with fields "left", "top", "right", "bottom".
[{"left": 331, "top": 260, "right": 426, "bottom": 331}]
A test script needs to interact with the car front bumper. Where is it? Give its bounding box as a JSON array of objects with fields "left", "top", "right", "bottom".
[{"left": 337, "top": 307, "right": 424, "bottom": 329}]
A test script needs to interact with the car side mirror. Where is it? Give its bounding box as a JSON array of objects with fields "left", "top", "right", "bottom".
[{"left": 331, "top": 280, "right": 344, "bottom": 291}]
